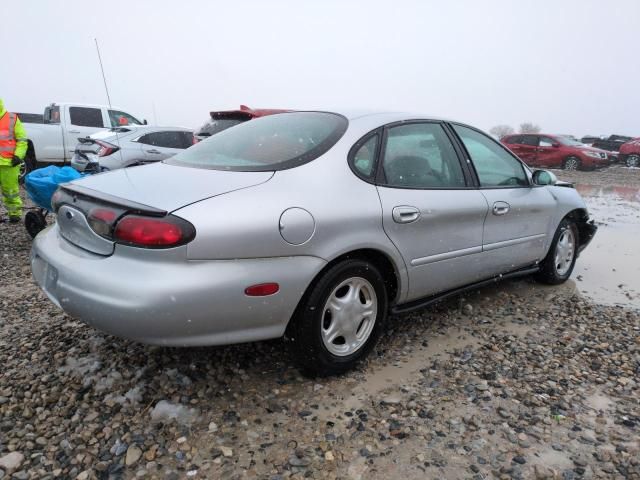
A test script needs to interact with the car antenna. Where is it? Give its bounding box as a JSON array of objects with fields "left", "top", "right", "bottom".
[{"left": 94, "top": 38, "right": 125, "bottom": 167}]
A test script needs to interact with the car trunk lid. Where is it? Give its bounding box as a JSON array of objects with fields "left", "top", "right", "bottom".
[{"left": 53, "top": 162, "right": 273, "bottom": 255}]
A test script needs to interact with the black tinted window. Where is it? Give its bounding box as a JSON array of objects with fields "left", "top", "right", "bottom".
[
  {"left": 521, "top": 135, "right": 538, "bottom": 146},
  {"left": 453, "top": 124, "right": 528, "bottom": 188},
  {"left": 139, "top": 131, "right": 187, "bottom": 149},
  {"left": 382, "top": 123, "right": 465, "bottom": 188},
  {"left": 505, "top": 135, "right": 522, "bottom": 144},
  {"left": 167, "top": 112, "right": 348, "bottom": 171},
  {"left": 69, "top": 107, "right": 103, "bottom": 128}
]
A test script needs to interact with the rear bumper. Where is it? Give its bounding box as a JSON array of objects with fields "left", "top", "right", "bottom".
[{"left": 31, "top": 224, "right": 326, "bottom": 346}]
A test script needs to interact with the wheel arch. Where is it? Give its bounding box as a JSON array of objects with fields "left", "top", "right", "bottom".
[{"left": 285, "top": 248, "right": 402, "bottom": 335}]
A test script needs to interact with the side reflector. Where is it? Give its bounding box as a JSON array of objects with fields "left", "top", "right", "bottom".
[{"left": 245, "top": 283, "right": 280, "bottom": 296}]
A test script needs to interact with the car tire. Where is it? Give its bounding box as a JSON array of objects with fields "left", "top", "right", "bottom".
[
  {"left": 535, "top": 218, "right": 579, "bottom": 285},
  {"left": 626, "top": 154, "right": 640, "bottom": 168},
  {"left": 287, "top": 259, "right": 388, "bottom": 377},
  {"left": 18, "top": 153, "right": 36, "bottom": 184},
  {"left": 562, "top": 156, "right": 581, "bottom": 171}
]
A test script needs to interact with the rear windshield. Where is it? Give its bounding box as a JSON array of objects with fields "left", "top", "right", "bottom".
[
  {"left": 196, "top": 118, "right": 245, "bottom": 138},
  {"left": 166, "top": 112, "right": 348, "bottom": 171}
]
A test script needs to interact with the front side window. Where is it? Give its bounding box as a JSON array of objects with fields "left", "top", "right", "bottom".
[
  {"left": 453, "top": 124, "right": 529, "bottom": 188},
  {"left": 167, "top": 112, "right": 348, "bottom": 171},
  {"left": 109, "top": 110, "right": 143, "bottom": 127},
  {"left": 539, "top": 136, "right": 556, "bottom": 147},
  {"left": 521, "top": 135, "right": 539, "bottom": 146},
  {"left": 381, "top": 123, "right": 465, "bottom": 188},
  {"left": 69, "top": 107, "right": 103, "bottom": 128}
]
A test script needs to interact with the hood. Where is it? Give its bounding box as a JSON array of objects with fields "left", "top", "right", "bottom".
[
  {"left": 0, "top": 98, "right": 5, "bottom": 117},
  {"left": 71, "top": 162, "right": 274, "bottom": 212}
]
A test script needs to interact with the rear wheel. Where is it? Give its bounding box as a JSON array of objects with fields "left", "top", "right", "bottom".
[
  {"left": 535, "top": 218, "right": 578, "bottom": 284},
  {"left": 626, "top": 154, "right": 639, "bottom": 168},
  {"left": 562, "top": 156, "right": 581, "bottom": 171},
  {"left": 287, "top": 259, "right": 388, "bottom": 377}
]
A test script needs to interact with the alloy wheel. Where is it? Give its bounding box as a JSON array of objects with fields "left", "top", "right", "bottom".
[
  {"left": 554, "top": 228, "right": 575, "bottom": 276},
  {"left": 564, "top": 157, "right": 579, "bottom": 170},
  {"left": 321, "top": 277, "right": 378, "bottom": 357},
  {"left": 627, "top": 155, "right": 640, "bottom": 168}
]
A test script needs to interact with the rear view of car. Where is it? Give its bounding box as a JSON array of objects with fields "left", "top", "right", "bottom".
[
  {"left": 195, "top": 105, "right": 290, "bottom": 141},
  {"left": 71, "top": 126, "right": 195, "bottom": 172}
]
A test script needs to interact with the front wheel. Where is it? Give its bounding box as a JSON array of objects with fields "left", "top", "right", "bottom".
[
  {"left": 562, "top": 156, "right": 581, "bottom": 171},
  {"left": 18, "top": 154, "right": 36, "bottom": 184},
  {"left": 287, "top": 259, "right": 388, "bottom": 377},
  {"left": 535, "top": 219, "right": 578, "bottom": 284},
  {"left": 626, "top": 154, "right": 639, "bottom": 168}
]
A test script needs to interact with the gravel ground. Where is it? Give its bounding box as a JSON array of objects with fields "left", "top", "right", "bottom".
[{"left": 0, "top": 166, "right": 639, "bottom": 479}]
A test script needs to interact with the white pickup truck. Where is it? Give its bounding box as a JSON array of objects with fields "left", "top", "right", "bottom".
[{"left": 22, "top": 102, "right": 147, "bottom": 172}]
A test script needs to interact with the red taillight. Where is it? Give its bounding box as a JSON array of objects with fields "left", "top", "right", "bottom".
[
  {"left": 244, "top": 283, "right": 280, "bottom": 296},
  {"left": 192, "top": 134, "right": 198, "bottom": 145},
  {"left": 95, "top": 140, "right": 119, "bottom": 157},
  {"left": 113, "top": 215, "right": 195, "bottom": 248},
  {"left": 87, "top": 207, "right": 120, "bottom": 237}
]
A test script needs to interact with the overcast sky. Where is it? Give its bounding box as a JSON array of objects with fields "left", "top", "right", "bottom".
[{"left": 2, "top": 0, "right": 638, "bottom": 136}]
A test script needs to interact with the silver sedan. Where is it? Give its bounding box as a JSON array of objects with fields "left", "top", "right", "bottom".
[
  {"left": 71, "top": 125, "right": 195, "bottom": 172},
  {"left": 31, "top": 111, "right": 596, "bottom": 376}
]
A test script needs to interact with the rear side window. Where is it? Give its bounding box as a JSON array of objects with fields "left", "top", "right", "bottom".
[
  {"left": 139, "top": 131, "right": 188, "bottom": 149},
  {"left": 381, "top": 123, "right": 465, "bottom": 188},
  {"left": 167, "top": 112, "right": 348, "bottom": 171},
  {"left": 350, "top": 134, "right": 379, "bottom": 178},
  {"left": 521, "top": 135, "right": 538, "bottom": 146},
  {"left": 69, "top": 107, "right": 104, "bottom": 128},
  {"left": 453, "top": 124, "right": 528, "bottom": 188}
]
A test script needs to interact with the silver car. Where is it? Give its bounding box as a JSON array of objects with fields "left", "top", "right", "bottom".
[
  {"left": 71, "top": 126, "right": 195, "bottom": 172},
  {"left": 31, "top": 111, "right": 596, "bottom": 376}
]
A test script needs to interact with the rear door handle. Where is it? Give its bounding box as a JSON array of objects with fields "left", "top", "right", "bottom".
[
  {"left": 68, "top": 130, "right": 81, "bottom": 134},
  {"left": 146, "top": 149, "right": 161, "bottom": 154},
  {"left": 392, "top": 206, "right": 421, "bottom": 224},
  {"left": 492, "top": 201, "right": 510, "bottom": 216}
]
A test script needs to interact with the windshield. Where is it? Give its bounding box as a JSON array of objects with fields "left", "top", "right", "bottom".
[
  {"left": 166, "top": 112, "right": 348, "bottom": 171},
  {"left": 558, "top": 136, "right": 584, "bottom": 146}
]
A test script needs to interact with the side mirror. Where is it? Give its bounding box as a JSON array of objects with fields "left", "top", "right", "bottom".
[
  {"left": 143, "top": 119, "right": 148, "bottom": 125},
  {"left": 532, "top": 169, "right": 557, "bottom": 186}
]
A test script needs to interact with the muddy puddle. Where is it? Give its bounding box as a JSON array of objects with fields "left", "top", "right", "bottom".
[{"left": 572, "top": 183, "right": 640, "bottom": 308}]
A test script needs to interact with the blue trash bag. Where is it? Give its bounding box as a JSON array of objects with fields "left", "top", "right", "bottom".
[{"left": 24, "top": 165, "right": 82, "bottom": 211}]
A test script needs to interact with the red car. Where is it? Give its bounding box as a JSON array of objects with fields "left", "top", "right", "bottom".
[
  {"left": 501, "top": 134, "right": 610, "bottom": 170},
  {"left": 619, "top": 138, "right": 640, "bottom": 168},
  {"left": 195, "top": 105, "right": 290, "bottom": 141}
]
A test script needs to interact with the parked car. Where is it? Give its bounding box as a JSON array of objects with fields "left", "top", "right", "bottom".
[
  {"left": 31, "top": 111, "right": 596, "bottom": 376},
  {"left": 618, "top": 138, "right": 640, "bottom": 167},
  {"left": 587, "top": 134, "right": 634, "bottom": 162},
  {"left": 502, "top": 134, "right": 609, "bottom": 170},
  {"left": 580, "top": 135, "right": 602, "bottom": 146},
  {"left": 195, "top": 105, "right": 289, "bottom": 141},
  {"left": 22, "top": 102, "right": 147, "bottom": 175},
  {"left": 71, "top": 126, "right": 195, "bottom": 172}
]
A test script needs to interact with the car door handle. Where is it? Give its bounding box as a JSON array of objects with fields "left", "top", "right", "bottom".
[
  {"left": 392, "top": 206, "right": 421, "bottom": 224},
  {"left": 68, "top": 130, "right": 81, "bottom": 134},
  {"left": 492, "top": 201, "right": 510, "bottom": 216},
  {"left": 146, "top": 149, "right": 161, "bottom": 154}
]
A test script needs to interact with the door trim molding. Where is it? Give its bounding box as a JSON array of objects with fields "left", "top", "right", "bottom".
[
  {"left": 411, "top": 245, "right": 482, "bottom": 267},
  {"left": 483, "top": 233, "right": 546, "bottom": 252}
]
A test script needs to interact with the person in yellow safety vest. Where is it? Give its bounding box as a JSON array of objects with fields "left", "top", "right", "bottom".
[{"left": 0, "top": 97, "right": 28, "bottom": 223}]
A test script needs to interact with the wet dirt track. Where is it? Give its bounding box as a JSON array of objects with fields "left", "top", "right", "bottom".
[{"left": 0, "top": 165, "right": 638, "bottom": 479}]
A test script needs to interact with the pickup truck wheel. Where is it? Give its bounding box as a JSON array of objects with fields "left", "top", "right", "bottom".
[
  {"left": 535, "top": 219, "right": 578, "bottom": 285},
  {"left": 287, "top": 259, "right": 388, "bottom": 377},
  {"left": 626, "top": 154, "right": 639, "bottom": 168},
  {"left": 18, "top": 155, "right": 36, "bottom": 184},
  {"left": 562, "top": 156, "right": 581, "bottom": 171}
]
